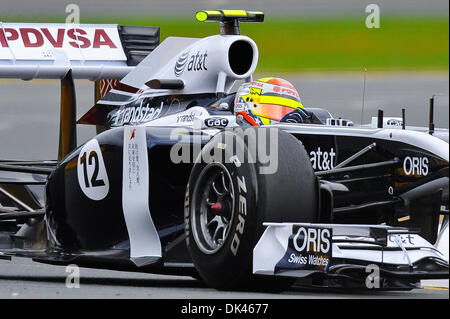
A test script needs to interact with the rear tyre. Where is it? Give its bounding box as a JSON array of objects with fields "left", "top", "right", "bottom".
[{"left": 184, "top": 127, "right": 318, "bottom": 291}]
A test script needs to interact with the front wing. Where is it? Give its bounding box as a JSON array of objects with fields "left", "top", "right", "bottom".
[{"left": 253, "top": 223, "right": 449, "bottom": 288}]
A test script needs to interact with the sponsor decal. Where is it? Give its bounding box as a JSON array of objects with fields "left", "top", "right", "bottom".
[
  {"left": 122, "top": 126, "right": 162, "bottom": 261},
  {"left": 187, "top": 50, "right": 208, "bottom": 71},
  {"left": 0, "top": 24, "right": 125, "bottom": 61},
  {"left": 174, "top": 50, "right": 208, "bottom": 76},
  {"left": 173, "top": 108, "right": 205, "bottom": 124},
  {"left": 386, "top": 119, "right": 403, "bottom": 126},
  {"left": 176, "top": 111, "right": 197, "bottom": 123},
  {"left": 388, "top": 234, "right": 415, "bottom": 246},
  {"left": 110, "top": 101, "right": 163, "bottom": 126},
  {"left": 77, "top": 139, "right": 109, "bottom": 201},
  {"left": 249, "top": 87, "right": 261, "bottom": 96},
  {"left": 98, "top": 79, "right": 119, "bottom": 98},
  {"left": 280, "top": 87, "right": 300, "bottom": 99},
  {"left": 204, "top": 117, "right": 229, "bottom": 128},
  {"left": 174, "top": 50, "right": 189, "bottom": 77},
  {"left": 271, "top": 85, "right": 300, "bottom": 99},
  {"left": 309, "top": 147, "right": 336, "bottom": 171},
  {"left": 403, "top": 156, "right": 428, "bottom": 176},
  {"left": 250, "top": 81, "right": 263, "bottom": 88},
  {"left": 275, "top": 226, "right": 332, "bottom": 273},
  {"left": 130, "top": 128, "right": 136, "bottom": 140}
]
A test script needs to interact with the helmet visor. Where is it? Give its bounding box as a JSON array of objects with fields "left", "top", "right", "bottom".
[{"left": 253, "top": 103, "right": 296, "bottom": 121}]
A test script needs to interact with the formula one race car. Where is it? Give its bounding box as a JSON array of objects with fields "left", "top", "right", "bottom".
[{"left": 0, "top": 10, "right": 448, "bottom": 291}]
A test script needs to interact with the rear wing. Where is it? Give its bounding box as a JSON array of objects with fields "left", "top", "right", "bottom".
[
  {"left": 0, "top": 23, "right": 159, "bottom": 79},
  {"left": 0, "top": 23, "right": 159, "bottom": 159}
]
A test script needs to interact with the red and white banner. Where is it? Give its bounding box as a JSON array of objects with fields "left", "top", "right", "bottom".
[{"left": 0, "top": 23, "right": 127, "bottom": 61}]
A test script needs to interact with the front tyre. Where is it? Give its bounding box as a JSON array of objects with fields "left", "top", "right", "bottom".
[{"left": 184, "top": 127, "right": 318, "bottom": 291}]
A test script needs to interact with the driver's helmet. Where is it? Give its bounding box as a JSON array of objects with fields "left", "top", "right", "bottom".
[{"left": 234, "top": 77, "right": 304, "bottom": 125}]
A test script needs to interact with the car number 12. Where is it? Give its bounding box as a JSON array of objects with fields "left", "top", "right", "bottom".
[
  {"left": 77, "top": 139, "right": 109, "bottom": 200},
  {"left": 80, "top": 151, "right": 106, "bottom": 188}
]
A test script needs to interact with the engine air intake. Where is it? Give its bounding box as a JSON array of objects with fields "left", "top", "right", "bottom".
[{"left": 228, "top": 40, "right": 254, "bottom": 75}]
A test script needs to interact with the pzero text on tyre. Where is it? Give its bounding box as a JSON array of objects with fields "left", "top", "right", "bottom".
[{"left": 184, "top": 127, "right": 318, "bottom": 291}]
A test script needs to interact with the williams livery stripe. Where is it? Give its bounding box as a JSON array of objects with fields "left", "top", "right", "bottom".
[{"left": 122, "top": 125, "right": 161, "bottom": 266}]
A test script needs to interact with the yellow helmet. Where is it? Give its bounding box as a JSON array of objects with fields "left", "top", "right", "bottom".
[{"left": 235, "top": 77, "right": 304, "bottom": 125}]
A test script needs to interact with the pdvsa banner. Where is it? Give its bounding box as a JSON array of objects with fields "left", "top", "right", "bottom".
[{"left": 0, "top": 23, "right": 127, "bottom": 61}]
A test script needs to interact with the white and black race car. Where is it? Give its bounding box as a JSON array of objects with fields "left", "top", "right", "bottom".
[{"left": 0, "top": 10, "right": 448, "bottom": 291}]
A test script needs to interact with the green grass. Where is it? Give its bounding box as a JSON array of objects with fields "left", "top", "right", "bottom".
[{"left": 5, "top": 15, "right": 449, "bottom": 72}]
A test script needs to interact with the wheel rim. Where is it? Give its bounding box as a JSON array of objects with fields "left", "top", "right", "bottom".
[{"left": 191, "top": 163, "right": 235, "bottom": 254}]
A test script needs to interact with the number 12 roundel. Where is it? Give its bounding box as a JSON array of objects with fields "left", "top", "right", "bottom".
[{"left": 77, "top": 138, "right": 110, "bottom": 201}]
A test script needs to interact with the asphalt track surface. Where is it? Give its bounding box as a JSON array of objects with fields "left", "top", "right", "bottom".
[
  {"left": 0, "top": 257, "right": 448, "bottom": 299},
  {"left": 0, "top": 73, "right": 449, "bottom": 299}
]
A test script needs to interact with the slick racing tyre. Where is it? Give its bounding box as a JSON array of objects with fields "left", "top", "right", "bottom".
[{"left": 184, "top": 127, "right": 318, "bottom": 291}]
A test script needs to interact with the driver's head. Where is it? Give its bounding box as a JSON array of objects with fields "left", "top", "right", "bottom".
[{"left": 234, "top": 77, "right": 304, "bottom": 125}]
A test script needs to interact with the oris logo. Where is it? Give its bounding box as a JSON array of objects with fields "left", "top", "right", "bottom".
[
  {"left": 403, "top": 156, "right": 428, "bottom": 176},
  {"left": 174, "top": 50, "right": 190, "bottom": 77},
  {"left": 293, "top": 227, "right": 332, "bottom": 254}
]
